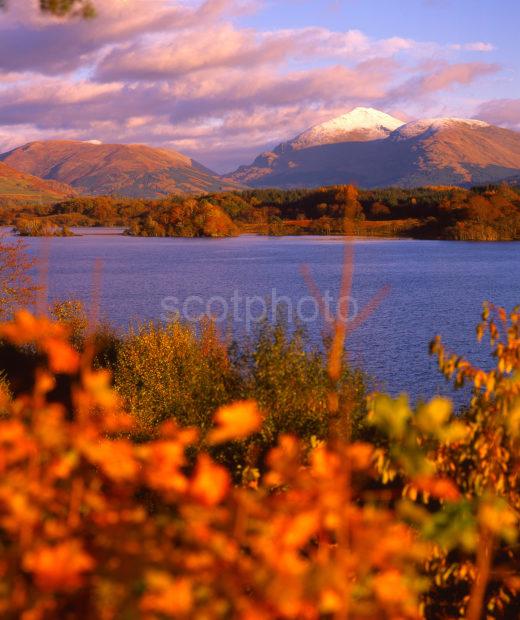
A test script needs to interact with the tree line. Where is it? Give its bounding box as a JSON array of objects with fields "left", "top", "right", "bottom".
[{"left": 2, "top": 183, "right": 520, "bottom": 240}]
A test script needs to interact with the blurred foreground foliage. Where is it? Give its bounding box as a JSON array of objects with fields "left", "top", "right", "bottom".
[
  {"left": 0, "top": 231, "right": 518, "bottom": 617},
  {"left": 0, "top": 297, "right": 518, "bottom": 618}
]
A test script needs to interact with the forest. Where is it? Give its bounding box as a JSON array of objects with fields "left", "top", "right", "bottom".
[{"left": 1, "top": 183, "right": 520, "bottom": 240}]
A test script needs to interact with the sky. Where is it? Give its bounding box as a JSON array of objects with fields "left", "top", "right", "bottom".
[{"left": 0, "top": 0, "right": 519, "bottom": 172}]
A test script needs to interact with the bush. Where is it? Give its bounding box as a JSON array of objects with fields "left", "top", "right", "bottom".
[
  {"left": 233, "top": 322, "right": 368, "bottom": 449},
  {"left": 113, "top": 319, "right": 368, "bottom": 463},
  {"left": 0, "top": 306, "right": 517, "bottom": 618},
  {"left": 114, "top": 320, "right": 236, "bottom": 433},
  {"left": 0, "top": 238, "right": 38, "bottom": 320}
]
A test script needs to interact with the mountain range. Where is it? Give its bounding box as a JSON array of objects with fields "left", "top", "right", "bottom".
[
  {"left": 0, "top": 140, "right": 239, "bottom": 199},
  {"left": 227, "top": 107, "right": 520, "bottom": 189},
  {"left": 1, "top": 108, "right": 520, "bottom": 199}
]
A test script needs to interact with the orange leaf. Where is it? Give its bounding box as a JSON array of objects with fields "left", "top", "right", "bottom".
[
  {"left": 23, "top": 540, "right": 94, "bottom": 592},
  {"left": 414, "top": 476, "right": 461, "bottom": 501},
  {"left": 191, "top": 455, "right": 230, "bottom": 506},
  {"left": 81, "top": 439, "right": 139, "bottom": 482},
  {"left": 373, "top": 569, "right": 412, "bottom": 605},
  {"left": 43, "top": 337, "right": 80, "bottom": 374},
  {"left": 143, "top": 440, "right": 189, "bottom": 494},
  {"left": 208, "top": 400, "right": 261, "bottom": 444},
  {"left": 346, "top": 442, "right": 374, "bottom": 471}
]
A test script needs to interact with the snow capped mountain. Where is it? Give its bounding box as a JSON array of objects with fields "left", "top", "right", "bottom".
[
  {"left": 228, "top": 109, "right": 520, "bottom": 189},
  {"left": 283, "top": 107, "right": 405, "bottom": 151},
  {"left": 393, "top": 117, "right": 490, "bottom": 140}
]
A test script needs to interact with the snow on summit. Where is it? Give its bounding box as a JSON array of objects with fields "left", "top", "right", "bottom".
[
  {"left": 394, "top": 118, "right": 491, "bottom": 139},
  {"left": 287, "top": 107, "right": 405, "bottom": 150}
]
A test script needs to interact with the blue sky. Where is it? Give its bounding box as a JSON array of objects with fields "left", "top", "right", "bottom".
[
  {"left": 244, "top": 0, "right": 516, "bottom": 49},
  {"left": 0, "top": 0, "right": 519, "bottom": 170},
  {"left": 240, "top": 0, "right": 519, "bottom": 101}
]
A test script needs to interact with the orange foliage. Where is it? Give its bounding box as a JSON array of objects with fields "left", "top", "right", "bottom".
[
  {"left": 208, "top": 400, "right": 262, "bottom": 444},
  {"left": 0, "top": 310, "right": 429, "bottom": 619},
  {"left": 0, "top": 307, "right": 518, "bottom": 618}
]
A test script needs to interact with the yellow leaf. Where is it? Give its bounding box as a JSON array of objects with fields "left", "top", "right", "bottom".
[{"left": 140, "top": 572, "right": 192, "bottom": 616}]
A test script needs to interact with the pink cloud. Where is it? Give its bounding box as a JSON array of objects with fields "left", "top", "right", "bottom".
[
  {"left": 96, "top": 24, "right": 297, "bottom": 81},
  {"left": 386, "top": 61, "right": 500, "bottom": 102},
  {"left": 0, "top": 0, "right": 249, "bottom": 74},
  {"left": 94, "top": 25, "right": 422, "bottom": 83},
  {"left": 476, "top": 99, "right": 520, "bottom": 130},
  {"left": 0, "top": 0, "right": 505, "bottom": 170},
  {"left": 420, "top": 62, "right": 499, "bottom": 92}
]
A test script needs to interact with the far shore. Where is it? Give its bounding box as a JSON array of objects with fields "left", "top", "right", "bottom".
[{"left": 4, "top": 226, "right": 519, "bottom": 243}]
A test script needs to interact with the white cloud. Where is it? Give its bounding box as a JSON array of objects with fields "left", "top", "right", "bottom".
[{"left": 450, "top": 42, "right": 495, "bottom": 52}]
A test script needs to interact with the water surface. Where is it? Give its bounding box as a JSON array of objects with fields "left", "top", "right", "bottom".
[{"left": 20, "top": 230, "right": 520, "bottom": 402}]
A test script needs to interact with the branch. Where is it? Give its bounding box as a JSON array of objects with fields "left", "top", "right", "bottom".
[{"left": 0, "top": 0, "right": 96, "bottom": 18}]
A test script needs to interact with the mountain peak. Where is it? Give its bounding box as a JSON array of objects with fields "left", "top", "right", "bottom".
[
  {"left": 229, "top": 110, "right": 520, "bottom": 190},
  {"left": 286, "top": 107, "right": 405, "bottom": 150},
  {"left": 326, "top": 106, "right": 404, "bottom": 127},
  {"left": 393, "top": 117, "right": 491, "bottom": 140}
]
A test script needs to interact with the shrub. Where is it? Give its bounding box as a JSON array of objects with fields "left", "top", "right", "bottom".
[
  {"left": 114, "top": 319, "right": 368, "bottom": 466},
  {"left": 0, "top": 306, "right": 517, "bottom": 618},
  {"left": 0, "top": 302, "right": 518, "bottom": 618},
  {"left": 233, "top": 322, "right": 368, "bottom": 449},
  {"left": 114, "top": 320, "right": 235, "bottom": 433},
  {"left": 0, "top": 237, "right": 38, "bottom": 320}
]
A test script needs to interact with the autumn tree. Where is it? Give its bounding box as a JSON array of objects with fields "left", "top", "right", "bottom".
[
  {"left": 464, "top": 194, "right": 501, "bottom": 224},
  {"left": 369, "top": 201, "right": 391, "bottom": 219},
  {"left": 335, "top": 185, "right": 364, "bottom": 221},
  {"left": 0, "top": 238, "right": 38, "bottom": 320}
]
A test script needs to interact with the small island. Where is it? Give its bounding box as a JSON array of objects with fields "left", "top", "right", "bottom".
[{"left": 14, "top": 217, "right": 75, "bottom": 237}]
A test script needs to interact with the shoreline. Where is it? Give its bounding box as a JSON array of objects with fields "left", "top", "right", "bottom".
[{"left": 4, "top": 226, "right": 519, "bottom": 242}]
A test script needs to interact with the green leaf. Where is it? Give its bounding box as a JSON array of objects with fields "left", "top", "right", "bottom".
[{"left": 368, "top": 394, "right": 411, "bottom": 440}]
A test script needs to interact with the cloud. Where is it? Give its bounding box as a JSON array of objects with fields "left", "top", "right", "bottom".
[
  {"left": 0, "top": 0, "right": 249, "bottom": 74},
  {"left": 94, "top": 26, "right": 422, "bottom": 83},
  {"left": 386, "top": 61, "right": 500, "bottom": 102},
  {"left": 0, "top": 60, "right": 394, "bottom": 129},
  {"left": 476, "top": 99, "right": 520, "bottom": 130},
  {"left": 419, "top": 61, "right": 499, "bottom": 92},
  {"left": 96, "top": 24, "right": 295, "bottom": 82},
  {"left": 0, "top": 0, "right": 505, "bottom": 171},
  {"left": 450, "top": 42, "right": 495, "bottom": 52}
]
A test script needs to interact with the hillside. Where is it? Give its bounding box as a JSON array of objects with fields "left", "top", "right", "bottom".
[
  {"left": 227, "top": 109, "right": 520, "bottom": 189},
  {"left": 0, "top": 141, "right": 240, "bottom": 198},
  {"left": 0, "top": 160, "right": 75, "bottom": 203}
]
